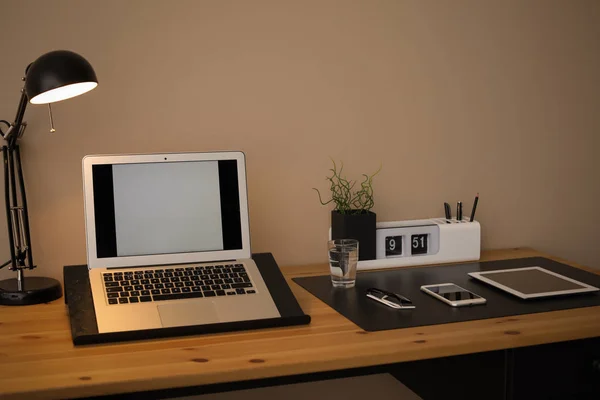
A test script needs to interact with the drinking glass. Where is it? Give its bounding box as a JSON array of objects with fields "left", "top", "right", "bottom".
[{"left": 328, "top": 239, "right": 359, "bottom": 288}]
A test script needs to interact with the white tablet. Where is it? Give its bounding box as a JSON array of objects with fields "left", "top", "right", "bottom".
[{"left": 468, "top": 267, "right": 599, "bottom": 299}]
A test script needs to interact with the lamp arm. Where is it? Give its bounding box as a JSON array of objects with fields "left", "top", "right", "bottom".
[{"left": 2, "top": 88, "right": 29, "bottom": 147}]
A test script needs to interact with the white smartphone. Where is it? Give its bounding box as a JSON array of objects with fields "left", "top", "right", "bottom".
[{"left": 420, "top": 283, "right": 487, "bottom": 307}]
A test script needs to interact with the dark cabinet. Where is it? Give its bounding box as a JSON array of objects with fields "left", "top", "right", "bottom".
[
  {"left": 390, "top": 338, "right": 600, "bottom": 400},
  {"left": 391, "top": 350, "right": 506, "bottom": 400},
  {"left": 511, "top": 337, "right": 600, "bottom": 400}
]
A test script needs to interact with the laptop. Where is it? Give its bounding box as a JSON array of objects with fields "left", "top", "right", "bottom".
[{"left": 82, "top": 151, "right": 280, "bottom": 333}]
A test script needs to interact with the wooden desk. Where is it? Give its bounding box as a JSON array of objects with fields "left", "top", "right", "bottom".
[{"left": 1, "top": 248, "right": 599, "bottom": 400}]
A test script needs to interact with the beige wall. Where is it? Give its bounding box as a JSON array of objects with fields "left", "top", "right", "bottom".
[{"left": 0, "top": 0, "right": 598, "bottom": 283}]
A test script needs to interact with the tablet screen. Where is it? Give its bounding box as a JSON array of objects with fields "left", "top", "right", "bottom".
[{"left": 480, "top": 269, "right": 585, "bottom": 294}]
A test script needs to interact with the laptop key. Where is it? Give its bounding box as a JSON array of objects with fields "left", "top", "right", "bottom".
[
  {"left": 201, "top": 285, "right": 211, "bottom": 291},
  {"left": 215, "top": 279, "right": 224, "bottom": 284},
  {"left": 108, "top": 298, "right": 118, "bottom": 304},
  {"left": 204, "top": 291, "right": 216, "bottom": 297},
  {"left": 107, "top": 292, "right": 120, "bottom": 298},
  {"left": 231, "top": 283, "right": 252, "bottom": 289},
  {"left": 155, "top": 283, "right": 165, "bottom": 289},
  {"left": 185, "top": 282, "right": 194, "bottom": 287},
  {"left": 129, "top": 297, "right": 139, "bottom": 303},
  {"left": 246, "top": 290, "right": 256, "bottom": 294},
  {"left": 205, "top": 279, "right": 214, "bottom": 285},
  {"left": 121, "top": 280, "right": 130, "bottom": 286},
  {"left": 232, "top": 267, "right": 245, "bottom": 273},
  {"left": 130, "top": 291, "right": 140, "bottom": 296},
  {"left": 182, "top": 287, "right": 191, "bottom": 293},
  {"left": 162, "top": 288, "right": 171, "bottom": 294},
  {"left": 226, "top": 291, "right": 236, "bottom": 295},
  {"left": 124, "top": 286, "right": 134, "bottom": 291},
  {"left": 144, "top": 284, "right": 153, "bottom": 290},
  {"left": 233, "top": 277, "right": 243, "bottom": 283},
  {"left": 221, "top": 284, "right": 231, "bottom": 290},
  {"left": 139, "top": 296, "right": 152, "bottom": 302},
  {"left": 181, "top": 276, "right": 190, "bottom": 282},
  {"left": 104, "top": 275, "right": 113, "bottom": 281},
  {"left": 141, "top": 290, "right": 150, "bottom": 296},
  {"left": 135, "top": 285, "right": 144, "bottom": 290},
  {"left": 119, "top": 297, "right": 129, "bottom": 304},
  {"left": 171, "top": 277, "right": 180, "bottom": 282},
  {"left": 120, "top": 292, "right": 130, "bottom": 297},
  {"left": 216, "top": 290, "right": 226, "bottom": 296},
  {"left": 235, "top": 288, "right": 246, "bottom": 295},
  {"left": 153, "top": 292, "right": 203, "bottom": 302},
  {"left": 131, "top": 280, "right": 140, "bottom": 285},
  {"left": 105, "top": 281, "right": 119, "bottom": 287},
  {"left": 224, "top": 278, "right": 233, "bottom": 284},
  {"left": 151, "top": 278, "right": 160, "bottom": 284},
  {"left": 106, "top": 287, "right": 123, "bottom": 293},
  {"left": 210, "top": 274, "right": 219, "bottom": 279},
  {"left": 191, "top": 276, "right": 199, "bottom": 281},
  {"left": 191, "top": 286, "right": 201, "bottom": 292},
  {"left": 175, "top": 282, "right": 184, "bottom": 288},
  {"left": 151, "top": 289, "right": 160, "bottom": 295},
  {"left": 141, "top": 279, "right": 150, "bottom": 284},
  {"left": 211, "top": 284, "right": 221, "bottom": 290},
  {"left": 172, "top": 288, "right": 182, "bottom": 293},
  {"left": 165, "top": 283, "right": 175, "bottom": 288}
]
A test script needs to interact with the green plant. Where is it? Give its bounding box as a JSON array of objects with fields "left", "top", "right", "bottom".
[{"left": 313, "top": 159, "right": 381, "bottom": 215}]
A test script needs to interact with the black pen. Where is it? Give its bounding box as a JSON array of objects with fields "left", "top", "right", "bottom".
[
  {"left": 444, "top": 202, "right": 451, "bottom": 222},
  {"left": 457, "top": 201, "right": 462, "bottom": 221},
  {"left": 470, "top": 193, "right": 479, "bottom": 222}
]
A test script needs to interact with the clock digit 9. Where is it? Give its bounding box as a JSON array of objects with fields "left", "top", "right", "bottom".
[{"left": 385, "top": 235, "right": 403, "bottom": 257}]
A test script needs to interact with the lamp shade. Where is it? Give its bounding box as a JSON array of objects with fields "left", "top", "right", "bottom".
[{"left": 25, "top": 50, "right": 98, "bottom": 105}]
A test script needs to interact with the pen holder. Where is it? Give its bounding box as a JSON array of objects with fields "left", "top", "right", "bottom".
[{"left": 356, "top": 217, "right": 480, "bottom": 270}]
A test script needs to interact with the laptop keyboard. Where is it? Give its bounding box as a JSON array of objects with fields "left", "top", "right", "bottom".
[{"left": 102, "top": 264, "right": 255, "bottom": 305}]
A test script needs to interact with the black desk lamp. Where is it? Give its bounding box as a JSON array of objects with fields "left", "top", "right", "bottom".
[{"left": 0, "top": 50, "right": 97, "bottom": 305}]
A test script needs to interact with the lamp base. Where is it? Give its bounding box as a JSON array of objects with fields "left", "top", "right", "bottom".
[{"left": 0, "top": 276, "right": 62, "bottom": 305}]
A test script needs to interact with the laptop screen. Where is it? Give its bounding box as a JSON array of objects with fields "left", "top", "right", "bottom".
[{"left": 91, "top": 159, "right": 242, "bottom": 258}]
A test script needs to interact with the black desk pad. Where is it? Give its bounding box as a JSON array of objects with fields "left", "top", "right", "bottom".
[
  {"left": 293, "top": 257, "right": 600, "bottom": 331},
  {"left": 64, "top": 253, "right": 310, "bottom": 345}
]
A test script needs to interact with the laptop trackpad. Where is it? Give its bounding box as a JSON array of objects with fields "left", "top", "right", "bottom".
[{"left": 158, "top": 301, "right": 220, "bottom": 327}]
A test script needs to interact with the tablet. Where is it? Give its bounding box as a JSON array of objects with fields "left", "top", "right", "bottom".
[{"left": 468, "top": 267, "right": 599, "bottom": 299}]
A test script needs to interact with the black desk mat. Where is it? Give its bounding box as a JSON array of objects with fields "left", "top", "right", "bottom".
[
  {"left": 64, "top": 253, "right": 310, "bottom": 345},
  {"left": 293, "top": 257, "right": 600, "bottom": 331}
]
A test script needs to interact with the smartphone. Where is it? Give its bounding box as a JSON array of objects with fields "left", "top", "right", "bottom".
[{"left": 420, "top": 283, "right": 486, "bottom": 307}]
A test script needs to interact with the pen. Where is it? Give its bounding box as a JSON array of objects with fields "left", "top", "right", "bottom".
[
  {"left": 470, "top": 193, "right": 479, "bottom": 222},
  {"left": 444, "top": 202, "right": 451, "bottom": 222},
  {"left": 457, "top": 201, "right": 462, "bottom": 221}
]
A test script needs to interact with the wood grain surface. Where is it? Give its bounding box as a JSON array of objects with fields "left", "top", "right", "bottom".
[{"left": 1, "top": 248, "right": 599, "bottom": 400}]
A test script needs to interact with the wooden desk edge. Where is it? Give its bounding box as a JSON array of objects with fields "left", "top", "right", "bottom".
[{"left": 0, "top": 248, "right": 598, "bottom": 400}]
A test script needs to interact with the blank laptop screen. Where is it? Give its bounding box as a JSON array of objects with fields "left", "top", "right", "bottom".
[{"left": 91, "top": 159, "right": 242, "bottom": 258}]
